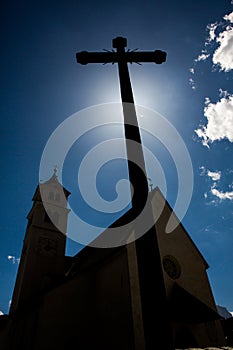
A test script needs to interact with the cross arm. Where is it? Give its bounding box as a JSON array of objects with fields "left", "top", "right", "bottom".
[{"left": 76, "top": 50, "right": 167, "bottom": 65}]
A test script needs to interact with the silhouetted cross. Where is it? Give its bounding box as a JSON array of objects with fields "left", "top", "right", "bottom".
[
  {"left": 76, "top": 37, "right": 166, "bottom": 215},
  {"left": 76, "top": 38, "right": 174, "bottom": 350}
]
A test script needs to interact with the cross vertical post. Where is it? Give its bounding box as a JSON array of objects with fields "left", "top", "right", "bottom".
[
  {"left": 112, "top": 36, "right": 148, "bottom": 217},
  {"left": 76, "top": 37, "right": 174, "bottom": 350}
]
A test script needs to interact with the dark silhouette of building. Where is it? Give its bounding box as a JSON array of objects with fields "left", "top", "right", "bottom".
[{"left": 0, "top": 171, "right": 225, "bottom": 349}]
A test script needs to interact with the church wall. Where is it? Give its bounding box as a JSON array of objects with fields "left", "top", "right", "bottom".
[
  {"left": 11, "top": 225, "right": 66, "bottom": 313},
  {"left": 151, "top": 191, "right": 217, "bottom": 309},
  {"left": 151, "top": 190, "right": 225, "bottom": 346},
  {"left": 33, "top": 272, "right": 96, "bottom": 349},
  {"left": 94, "top": 247, "right": 135, "bottom": 349},
  {"left": 26, "top": 247, "right": 134, "bottom": 350},
  {"left": 173, "top": 320, "right": 224, "bottom": 348}
]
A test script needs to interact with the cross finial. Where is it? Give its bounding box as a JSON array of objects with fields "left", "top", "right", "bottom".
[
  {"left": 54, "top": 165, "right": 58, "bottom": 176},
  {"left": 147, "top": 177, "right": 154, "bottom": 192},
  {"left": 112, "top": 36, "right": 127, "bottom": 49}
]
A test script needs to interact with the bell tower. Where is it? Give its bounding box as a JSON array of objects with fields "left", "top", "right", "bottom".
[{"left": 10, "top": 169, "right": 70, "bottom": 313}]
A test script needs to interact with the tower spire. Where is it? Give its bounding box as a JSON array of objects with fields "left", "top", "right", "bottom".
[{"left": 54, "top": 164, "right": 58, "bottom": 177}]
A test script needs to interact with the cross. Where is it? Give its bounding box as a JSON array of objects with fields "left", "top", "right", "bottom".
[
  {"left": 147, "top": 177, "right": 154, "bottom": 192},
  {"left": 76, "top": 37, "right": 174, "bottom": 350},
  {"left": 54, "top": 164, "right": 58, "bottom": 176},
  {"left": 77, "top": 37, "right": 166, "bottom": 217}
]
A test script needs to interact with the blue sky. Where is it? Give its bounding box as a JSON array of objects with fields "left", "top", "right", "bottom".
[{"left": 0, "top": 0, "right": 233, "bottom": 314}]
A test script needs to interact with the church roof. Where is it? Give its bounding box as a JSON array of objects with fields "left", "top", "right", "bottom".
[
  {"left": 64, "top": 186, "right": 210, "bottom": 276},
  {"left": 152, "top": 187, "right": 209, "bottom": 269}
]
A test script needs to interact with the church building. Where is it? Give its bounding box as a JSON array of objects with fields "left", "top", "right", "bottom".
[{"left": 0, "top": 170, "right": 225, "bottom": 349}]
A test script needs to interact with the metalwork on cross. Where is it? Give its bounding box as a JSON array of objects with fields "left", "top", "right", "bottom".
[
  {"left": 76, "top": 38, "right": 174, "bottom": 350},
  {"left": 76, "top": 36, "right": 166, "bottom": 66},
  {"left": 76, "top": 36, "right": 166, "bottom": 106}
]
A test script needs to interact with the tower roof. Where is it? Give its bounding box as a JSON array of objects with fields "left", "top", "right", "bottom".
[
  {"left": 32, "top": 168, "right": 70, "bottom": 203},
  {"left": 40, "top": 167, "right": 70, "bottom": 194},
  {"left": 42, "top": 166, "right": 59, "bottom": 185}
]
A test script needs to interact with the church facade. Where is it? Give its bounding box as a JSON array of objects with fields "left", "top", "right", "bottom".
[{"left": 0, "top": 172, "right": 225, "bottom": 349}]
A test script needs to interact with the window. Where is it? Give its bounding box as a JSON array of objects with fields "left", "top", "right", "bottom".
[{"left": 162, "top": 255, "right": 181, "bottom": 280}]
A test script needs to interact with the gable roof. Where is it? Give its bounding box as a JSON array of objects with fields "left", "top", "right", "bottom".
[
  {"left": 151, "top": 187, "right": 209, "bottom": 269},
  {"left": 67, "top": 186, "right": 209, "bottom": 276}
]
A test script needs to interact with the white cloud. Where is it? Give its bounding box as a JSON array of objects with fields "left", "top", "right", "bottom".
[
  {"left": 195, "top": 92, "right": 233, "bottom": 146},
  {"left": 7, "top": 255, "right": 20, "bottom": 264},
  {"left": 188, "top": 77, "right": 196, "bottom": 90},
  {"left": 200, "top": 167, "right": 233, "bottom": 203},
  {"left": 200, "top": 166, "right": 221, "bottom": 181},
  {"left": 195, "top": 52, "right": 210, "bottom": 62},
  {"left": 192, "top": 12, "right": 233, "bottom": 73},
  {"left": 0, "top": 311, "right": 4, "bottom": 315},
  {"left": 189, "top": 67, "right": 195, "bottom": 74},
  {"left": 207, "top": 170, "right": 221, "bottom": 181},
  {"left": 213, "top": 27, "right": 233, "bottom": 71},
  {"left": 199, "top": 165, "right": 206, "bottom": 176},
  {"left": 224, "top": 12, "right": 233, "bottom": 23},
  {"left": 209, "top": 11, "right": 233, "bottom": 72},
  {"left": 219, "top": 88, "right": 228, "bottom": 98},
  {"left": 211, "top": 187, "right": 233, "bottom": 200},
  {"left": 207, "top": 22, "right": 218, "bottom": 42}
]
